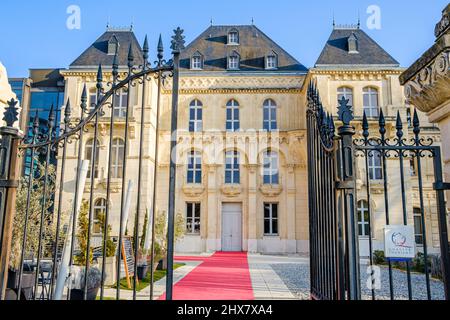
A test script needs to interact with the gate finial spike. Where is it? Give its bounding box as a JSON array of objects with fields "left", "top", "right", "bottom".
[
  {"left": 81, "top": 84, "right": 87, "bottom": 112},
  {"left": 362, "top": 111, "right": 369, "bottom": 140},
  {"left": 413, "top": 109, "right": 420, "bottom": 136},
  {"left": 157, "top": 34, "right": 164, "bottom": 64},
  {"left": 97, "top": 64, "right": 103, "bottom": 90},
  {"left": 112, "top": 47, "right": 119, "bottom": 78},
  {"left": 143, "top": 35, "right": 149, "bottom": 61},
  {"left": 396, "top": 110, "right": 403, "bottom": 140},
  {"left": 65, "top": 98, "right": 72, "bottom": 124},
  {"left": 48, "top": 103, "right": 55, "bottom": 129},
  {"left": 127, "top": 44, "right": 134, "bottom": 68},
  {"left": 33, "top": 110, "right": 40, "bottom": 135}
]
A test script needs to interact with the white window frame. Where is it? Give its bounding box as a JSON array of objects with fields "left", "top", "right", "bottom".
[
  {"left": 85, "top": 139, "right": 100, "bottom": 179},
  {"left": 368, "top": 149, "right": 383, "bottom": 180},
  {"left": 111, "top": 138, "right": 125, "bottom": 179},
  {"left": 228, "top": 55, "right": 239, "bottom": 70},
  {"left": 113, "top": 89, "right": 128, "bottom": 118},
  {"left": 189, "top": 100, "right": 203, "bottom": 132},
  {"left": 357, "top": 200, "right": 370, "bottom": 237},
  {"left": 264, "top": 203, "right": 279, "bottom": 236},
  {"left": 263, "top": 99, "right": 277, "bottom": 131},
  {"left": 226, "top": 100, "right": 240, "bottom": 132},
  {"left": 263, "top": 151, "right": 279, "bottom": 185},
  {"left": 413, "top": 207, "right": 424, "bottom": 246},
  {"left": 228, "top": 31, "right": 239, "bottom": 45},
  {"left": 93, "top": 199, "right": 107, "bottom": 235},
  {"left": 186, "top": 202, "right": 201, "bottom": 235},
  {"left": 266, "top": 55, "right": 277, "bottom": 69},
  {"left": 191, "top": 55, "right": 202, "bottom": 70},
  {"left": 337, "top": 87, "right": 353, "bottom": 108},
  {"left": 225, "top": 151, "right": 240, "bottom": 184},
  {"left": 187, "top": 151, "right": 202, "bottom": 184},
  {"left": 363, "top": 87, "right": 379, "bottom": 118}
]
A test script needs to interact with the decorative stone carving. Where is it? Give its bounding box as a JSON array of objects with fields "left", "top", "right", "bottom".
[
  {"left": 221, "top": 184, "right": 243, "bottom": 197},
  {"left": 182, "top": 184, "right": 205, "bottom": 197},
  {"left": 259, "top": 184, "right": 283, "bottom": 197},
  {"left": 435, "top": 4, "right": 450, "bottom": 39}
]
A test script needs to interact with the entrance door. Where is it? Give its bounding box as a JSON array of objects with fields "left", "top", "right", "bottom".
[{"left": 221, "top": 203, "right": 242, "bottom": 252}]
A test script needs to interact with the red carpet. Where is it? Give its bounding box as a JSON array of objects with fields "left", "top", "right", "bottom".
[{"left": 160, "top": 252, "right": 254, "bottom": 300}]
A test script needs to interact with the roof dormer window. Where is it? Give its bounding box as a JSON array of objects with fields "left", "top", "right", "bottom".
[
  {"left": 348, "top": 32, "right": 358, "bottom": 54},
  {"left": 228, "top": 52, "right": 240, "bottom": 70},
  {"left": 228, "top": 29, "right": 239, "bottom": 45},
  {"left": 191, "top": 52, "right": 203, "bottom": 70},
  {"left": 266, "top": 52, "right": 278, "bottom": 69},
  {"left": 108, "top": 35, "right": 120, "bottom": 55}
]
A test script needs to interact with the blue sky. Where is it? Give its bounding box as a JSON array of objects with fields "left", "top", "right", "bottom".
[{"left": 0, "top": 0, "right": 447, "bottom": 77}]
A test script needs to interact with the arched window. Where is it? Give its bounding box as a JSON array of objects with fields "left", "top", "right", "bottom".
[
  {"left": 413, "top": 207, "right": 424, "bottom": 245},
  {"left": 266, "top": 51, "right": 278, "bottom": 69},
  {"left": 225, "top": 151, "right": 240, "bottom": 184},
  {"left": 228, "top": 29, "right": 239, "bottom": 45},
  {"left": 363, "top": 87, "right": 379, "bottom": 117},
  {"left": 226, "top": 100, "right": 240, "bottom": 132},
  {"left": 263, "top": 99, "right": 277, "bottom": 131},
  {"left": 113, "top": 88, "right": 128, "bottom": 118},
  {"left": 228, "top": 51, "right": 240, "bottom": 70},
  {"left": 187, "top": 150, "right": 202, "bottom": 184},
  {"left": 357, "top": 200, "right": 370, "bottom": 237},
  {"left": 263, "top": 150, "right": 279, "bottom": 185},
  {"left": 337, "top": 87, "right": 353, "bottom": 108},
  {"left": 111, "top": 138, "right": 125, "bottom": 179},
  {"left": 189, "top": 100, "right": 203, "bottom": 132},
  {"left": 93, "top": 198, "right": 107, "bottom": 234},
  {"left": 85, "top": 139, "right": 100, "bottom": 179}
]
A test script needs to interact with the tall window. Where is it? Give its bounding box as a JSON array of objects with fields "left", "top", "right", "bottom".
[
  {"left": 93, "top": 199, "right": 107, "bottom": 234},
  {"left": 225, "top": 151, "right": 240, "bottom": 184},
  {"left": 228, "top": 30, "right": 239, "bottom": 44},
  {"left": 189, "top": 100, "right": 203, "bottom": 132},
  {"left": 413, "top": 207, "right": 424, "bottom": 245},
  {"left": 228, "top": 54, "right": 240, "bottom": 70},
  {"left": 263, "top": 151, "right": 279, "bottom": 185},
  {"left": 368, "top": 146, "right": 383, "bottom": 180},
  {"left": 226, "top": 99, "right": 240, "bottom": 131},
  {"left": 192, "top": 53, "right": 203, "bottom": 70},
  {"left": 111, "top": 138, "right": 125, "bottom": 179},
  {"left": 186, "top": 203, "right": 201, "bottom": 235},
  {"left": 85, "top": 139, "right": 100, "bottom": 179},
  {"left": 357, "top": 200, "right": 370, "bottom": 237},
  {"left": 113, "top": 89, "right": 128, "bottom": 118},
  {"left": 264, "top": 203, "right": 279, "bottom": 236},
  {"left": 187, "top": 151, "right": 202, "bottom": 184},
  {"left": 363, "top": 87, "right": 379, "bottom": 118},
  {"left": 263, "top": 99, "right": 277, "bottom": 131},
  {"left": 337, "top": 87, "right": 353, "bottom": 107}
]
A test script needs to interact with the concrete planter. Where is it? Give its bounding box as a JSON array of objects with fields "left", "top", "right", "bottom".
[{"left": 97, "top": 256, "right": 116, "bottom": 286}]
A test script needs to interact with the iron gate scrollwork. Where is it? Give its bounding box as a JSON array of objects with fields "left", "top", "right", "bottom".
[
  {"left": 0, "top": 28, "right": 184, "bottom": 301},
  {"left": 307, "top": 80, "right": 450, "bottom": 301}
]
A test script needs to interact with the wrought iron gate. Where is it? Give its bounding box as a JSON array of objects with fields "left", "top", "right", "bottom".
[
  {"left": 307, "top": 81, "right": 450, "bottom": 300},
  {"left": 0, "top": 28, "right": 185, "bottom": 300}
]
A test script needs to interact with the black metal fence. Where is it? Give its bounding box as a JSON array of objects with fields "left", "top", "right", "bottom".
[
  {"left": 0, "top": 28, "right": 185, "bottom": 301},
  {"left": 307, "top": 81, "right": 450, "bottom": 300}
]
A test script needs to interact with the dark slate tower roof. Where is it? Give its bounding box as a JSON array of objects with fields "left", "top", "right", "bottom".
[
  {"left": 70, "top": 28, "right": 144, "bottom": 68},
  {"left": 315, "top": 27, "right": 400, "bottom": 68},
  {"left": 180, "top": 25, "right": 307, "bottom": 72}
]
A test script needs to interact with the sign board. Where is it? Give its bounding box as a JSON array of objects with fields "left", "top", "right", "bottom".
[{"left": 384, "top": 225, "right": 416, "bottom": 260}]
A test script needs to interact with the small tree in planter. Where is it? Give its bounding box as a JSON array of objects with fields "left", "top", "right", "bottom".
[
  {"left": 70, "top": 200, "right": 101, "bottom": 300},
  {"left": 96, "top": 212, "right": 117, "bottom": 285},
  {"left": 152, "top": 210, "right": 185, "bottom": 271},
  {"left": 8, "top": 163, "right": 57, "bottom": 299}
]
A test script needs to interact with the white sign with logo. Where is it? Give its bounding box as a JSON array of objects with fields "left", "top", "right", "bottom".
[{"left": 384, "top": 225, "right": 416, "bottom": 259}]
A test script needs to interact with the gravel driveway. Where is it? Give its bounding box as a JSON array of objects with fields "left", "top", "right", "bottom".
[{"left": 271, "top": 263, "right": 445, "bottom": 300}]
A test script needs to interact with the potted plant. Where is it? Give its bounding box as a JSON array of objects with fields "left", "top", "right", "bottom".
[
  {"left": 7, "top": 163, "right": 57, "bottom": 300},
  {"left": 70, "top": 266, "right": 104, "bottom": 300},
  {"left": 70, "top": 201, "right": 102, "bottom": 300},
  {"left": 96, "top": 212, "right": 117, "bottom": 286}
]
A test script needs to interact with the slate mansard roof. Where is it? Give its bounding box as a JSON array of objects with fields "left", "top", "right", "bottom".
[
  {"left": 315, "top": 27, "right": 400, "bottom": 68},
  {"left": 70, "top": 28, "right": 144, "bottom": 69},
  {"left": 180, "top": 25, "right": 308, "bottom": 73}
]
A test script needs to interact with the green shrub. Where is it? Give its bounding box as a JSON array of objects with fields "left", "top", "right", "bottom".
[
  {"left": 373, "top": 250, "right": 386, "bottom": 265},
  {"left": 412, "top": 252, "right": 431, "bottom": 274}
]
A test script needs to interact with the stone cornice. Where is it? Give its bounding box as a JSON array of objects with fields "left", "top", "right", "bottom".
[
  {"left": 162, "top": 88, "right": 301, "bottom": 95},
  {"left": 310, "top": 68, "right": 404, "bottom": 76}
]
